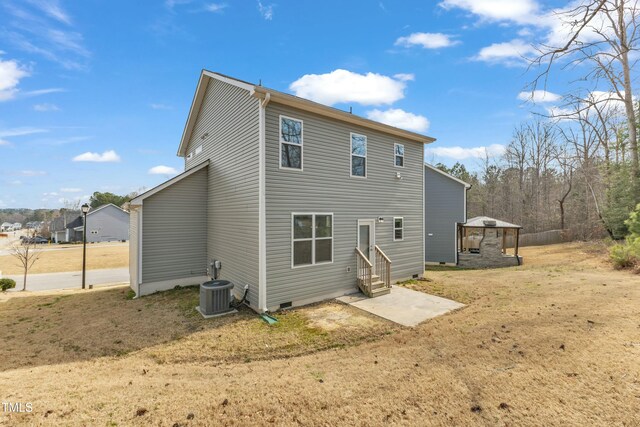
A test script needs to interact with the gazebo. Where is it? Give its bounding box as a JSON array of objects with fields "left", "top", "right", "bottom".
[{"left": 457, "top": 216, "right": 523, "bottom": 268}]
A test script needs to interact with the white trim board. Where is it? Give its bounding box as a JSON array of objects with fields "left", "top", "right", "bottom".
[
  {"left": 424, "top": 163, "right": 471, "bottom": 188},
  {"left": 130, "top": 160, "right": 209, "bottom": 206}
]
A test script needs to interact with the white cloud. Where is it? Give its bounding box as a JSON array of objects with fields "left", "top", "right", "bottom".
[
  {"left": 205, "top": 3, "right": 227, "bottom": 12},
  {"left": 0, "top": 139, "right": 8, "bottom": 146},
  {"left": 0, "top": 56, "right": 30, "bottom": 101},
  {"left": 517, "top": 90, "right": 561, "bottom": 103},
  {"left": 393, "top": 73, "right": 415, "bottom": 82},
  {"left": 439, "top": 0, "right": 539, "bottom": 25},
  {"left": 28, "top": 0, "right": 72, "bottom": 25},
  {"left": 395, "top": 32, "right": 460, "bottom": 49},
  {"left": 23, "top": 88, "right": 65, "bottom": 97},
  {"left": 33, "top": 103, "right": 60, "bottom": 112},
  {"left": 72, "top": 150, "right": 121, "bottom": 162},
  {"left": 4, "top": 4, "right": 90, "bottom": 70},
  {"left": 426, "top": 144, "right": 506, "bottom": 160},
  {"left": 149, "top": 165, "right": 179, "bottom": 175},
  {"left": 150, "top": 103, "right": 172, "bottom": 110},
  {"left": 257, "top": 1, "right": 274, "bottom": 20},
  {"left": 21, "top": 170, "right": 47, "bottom": 176},
  {"left": 0, "top": 127, "right": 48, "bottom": 139},
  {"left": 473, "top": 39, "right": 537, "bottom": 66},
  {"left": 60, "top": 187, "right": 81, "bottom": 193},
  {"left": 290, "top": 69, "right": 411, "bottom": 106},
  {"left": 10, "top": 180, "right": 22, "bottom": 185},
  {"left": 366, "top": 108, "right": 430, "bottom": 133}
]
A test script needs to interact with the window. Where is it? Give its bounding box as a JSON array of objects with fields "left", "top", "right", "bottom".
[
  {"left": 394, "top": 143, "right": 404, "bottom": 167},
  {"left": 351, "top": 133, "right": 367, "bottom": 177},
  {"left": 393, "top": 217, "right": 404, "bottom": 241},
  {"left": 292, "top": 213, "right": 333, "bottom": 267},
  {"left": 280, "top": 116, "right": 303, "bottom": 169},
  {"left": 195, "top": 145, "right": 203, "bottom": 155}
]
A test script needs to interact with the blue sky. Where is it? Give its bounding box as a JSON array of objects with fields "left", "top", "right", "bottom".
[{"left": 0, "top": 0, "right": 574, "bottom": 208}]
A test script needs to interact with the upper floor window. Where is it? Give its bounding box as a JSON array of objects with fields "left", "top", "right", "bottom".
[
  {"left": 394, "top": 143, "right": 404, "bottom": 167},
  {"left": 280, "top": 116, "right": 303, "bottom": 170},
  {"left": 351, "top": 133, "right": 367, "bottom": 177}
]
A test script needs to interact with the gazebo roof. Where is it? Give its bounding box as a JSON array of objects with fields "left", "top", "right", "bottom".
[{"left": 463, "top": 216, "right": 522, "bottom": 229}]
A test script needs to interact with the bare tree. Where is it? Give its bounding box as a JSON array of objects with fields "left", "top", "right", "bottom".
[
  {"left": 529, "top": 0, "right": 640, "bottom": 197},
  {"left": 10, "top": 239, "right": 41, "bottom": 291}
]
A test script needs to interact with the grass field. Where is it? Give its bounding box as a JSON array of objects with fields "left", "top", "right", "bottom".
[
  {"left": 1, "top": 242, "right": 639, "bottom": 426},
  {"left": 0, "top": 243, "right": 128, "bottom": 274}
]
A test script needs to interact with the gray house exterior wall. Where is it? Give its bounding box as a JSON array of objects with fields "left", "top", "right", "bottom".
[
  {"left": 424, "top": 165, "right": 467, "bottom": 264},
  {"left": 140, "top": 167, "right": 208, "bottom": 293},
  {"left": 264, "top": 102, "right": 425, "bottom": 310},
  {"left": 182, "top": 78, "right": 261, "bottom": 308},
  {"left": 84, "top": 204, "right": 129, "bottom": 243}
]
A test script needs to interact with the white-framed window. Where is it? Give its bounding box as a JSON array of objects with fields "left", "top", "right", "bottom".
[
  {"left": 195, "top": 145, "right": 203, "bottom": 155},
  {"left": 280, "top": 116, "right": 303, "bottom": 170},
  {"left": 394, "top": 143, "right": 404, "bottom": 167},
  {"left": 350, "top": 133, "right": 367, "bottom": 177},
  {"left": 291, "top": 213, "right": 333, "bottom": 267},
  {"left": 393, "top": 217, "right": 404, "bottom": 241}
]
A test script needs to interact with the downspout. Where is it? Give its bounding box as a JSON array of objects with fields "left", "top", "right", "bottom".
[{"left": 258, "top": 92, "right": 270, "bottom": 312}]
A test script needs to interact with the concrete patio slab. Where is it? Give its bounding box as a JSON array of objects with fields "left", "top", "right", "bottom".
[{"left": 337, "top": 285, "right": 465, "bottom": 327}]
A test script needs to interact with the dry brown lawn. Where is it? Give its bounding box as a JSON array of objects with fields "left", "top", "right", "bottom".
[
  {"left": 0, "top": 243, "right": 128, "bottom": 274},
  {"left": 1, "top": 241, "right": 639, "bottom": 426}
]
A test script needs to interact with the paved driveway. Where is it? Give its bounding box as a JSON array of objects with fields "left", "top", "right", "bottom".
[{"left": 4, "top": 268, "right": 129, "bottom": 291}]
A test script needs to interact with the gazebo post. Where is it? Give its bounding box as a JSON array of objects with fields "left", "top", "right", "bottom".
[
  {"left": 501, "top": 228, "right": 506, "bottom": 254},
  {"left": 515, "top": 228, "right": 520, "bottom": 258}
]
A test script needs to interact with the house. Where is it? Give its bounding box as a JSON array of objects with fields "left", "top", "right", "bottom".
[
  {"left": 51, "top": 204, "right": 129, "bottom": 243},
  {"left": 72, "top": 204, "right": 129, "bottom": 243},
  {"left": 129, "top": 70, "right": 436, "bottom": 312},
  {"left": 424, "top": 163, "right": 471, "bottom": 265},
  {"left": 12, "top": 223, "right": 22, "bottom": 231},
  {"left": 50, "top": 211, "right": 81, "bottom": 243},
  {"left": 0, "top": 222, "right": 13, "bottom": 232}
]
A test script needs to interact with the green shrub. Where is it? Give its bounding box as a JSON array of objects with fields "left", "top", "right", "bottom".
[
  {"left": 625, "top": 203, "right": 640, "bottom": 238},
  {"left": 125, "top": 289, "right": 136, "bottom": 300},
  {"left": 610, "top": 237, "right": 640, "bottom": 271},
  {"left": 0, "top": 278, "right": 16, "bottom": 292}
]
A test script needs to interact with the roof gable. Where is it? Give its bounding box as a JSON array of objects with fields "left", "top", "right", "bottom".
[{"left": 177, "top": 70, "right": 436, "bottom": 157}]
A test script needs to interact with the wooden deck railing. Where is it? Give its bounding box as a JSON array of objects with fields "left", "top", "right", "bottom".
[
  {"left": 374, "top": 245, "right": 391, "bottom": 288},
  {"left": 355, "top": 247, "right": 373, "bottom": 295}
]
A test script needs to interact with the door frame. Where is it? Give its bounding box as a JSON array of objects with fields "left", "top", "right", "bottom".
[{"left": 357, "top": 219, "right": 376, "bottom": 268}]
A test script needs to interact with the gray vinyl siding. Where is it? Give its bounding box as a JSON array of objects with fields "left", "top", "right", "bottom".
[
  {"left": 182, "top": 79, "right": 260, "bottom": 307},
  {"left": 141, "top": 168, "right": 208, "bottom": 284},
  {"left": 129, "top": 207, "right": 139, "bottom": 290},
  {"left": 264, "top": 102, "right": 424, "bottom": 309},
  {"left": 424, "top": 166, "right": 466, "bottom": 264},
  {"left": 85, "top": 205, "right": 129, "bottom": 243}
]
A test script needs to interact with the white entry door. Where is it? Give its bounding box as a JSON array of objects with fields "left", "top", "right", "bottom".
[{"left": 357, "top": 219, "right": 376, "bottom": 267}]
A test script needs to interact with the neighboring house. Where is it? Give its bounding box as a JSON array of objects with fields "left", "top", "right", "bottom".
[
  {"left": 72, "top": 204, "right": 130, "bottom": 243},
  {"left": 424, "top": 164, "right": 471, "bottom": 265},
  {"left": 12, "top": 223, "right": 22, "bottom": 231},
  {"left": 130, "top": 70, "right": 436, "bottom": 312},
  {"left": 50, "top": 211, "right": 81, "bottom": 243},
  {"left": 0, "top": 222, "right": 13, "bottom": 232},
  {"left": 51, "top": 205, "right": 129, "bottom": 243}
]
